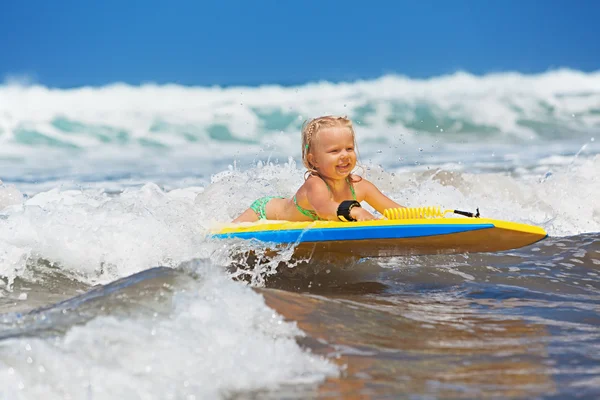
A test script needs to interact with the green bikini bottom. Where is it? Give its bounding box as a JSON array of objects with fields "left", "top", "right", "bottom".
[{"left": 249, "top": 196, "right": 285, "bottom": 220}]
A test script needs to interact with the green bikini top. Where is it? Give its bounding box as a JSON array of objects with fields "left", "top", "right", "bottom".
[{"left": 293, "top": 177, "right": 356, "bottom": 221}]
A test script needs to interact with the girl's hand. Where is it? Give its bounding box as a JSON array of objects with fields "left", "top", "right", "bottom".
[{"left": 350, "top": 206, "right": 377, "bottom": 221}]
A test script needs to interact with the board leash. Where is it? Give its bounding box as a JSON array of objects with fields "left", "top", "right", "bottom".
[{"left": 383, "top": 206, "right": 480, "bottom": 220}]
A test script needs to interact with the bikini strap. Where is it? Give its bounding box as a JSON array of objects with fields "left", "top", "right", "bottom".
[
  {"left": 293, "top": 195, "right": 321, "bottom": 220},
  {"left": 347, "top": 177, "right": 356, "bottom": 200},
  {"left": 318, "top": 175, "right": 356, "bottom": 200}
]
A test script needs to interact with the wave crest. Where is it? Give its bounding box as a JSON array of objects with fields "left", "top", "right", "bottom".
[{"left": 1, "top": 69, "right": 599, "bottom": 152}]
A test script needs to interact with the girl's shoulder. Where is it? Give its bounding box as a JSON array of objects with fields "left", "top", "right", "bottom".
[
  {"left": 298, "top": 174, "right": 328, "bottom": 193},
  {"left": 304, "top": 174, "right": 322, "bottom": 186}
]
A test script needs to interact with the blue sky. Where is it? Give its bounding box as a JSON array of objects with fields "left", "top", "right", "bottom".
[{"left": 2, "top": 0, "right": 599, "bottom": 87}]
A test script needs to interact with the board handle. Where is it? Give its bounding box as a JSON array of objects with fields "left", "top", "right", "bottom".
[{"left": 384, "top": 206, "right": 480, "bottom": 220}]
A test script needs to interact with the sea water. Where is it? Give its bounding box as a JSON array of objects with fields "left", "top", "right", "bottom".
[{"left": 0, "top": 70, "right": 599, "bottom": 399}]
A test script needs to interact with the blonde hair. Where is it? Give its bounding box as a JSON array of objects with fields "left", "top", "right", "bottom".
[{"left": 301, "top": 116, "right": 358, "bottom": 177}]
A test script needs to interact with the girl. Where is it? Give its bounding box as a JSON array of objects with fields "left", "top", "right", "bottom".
[{"left": 233, "top": 116, "right": 404, "bottom": 223}]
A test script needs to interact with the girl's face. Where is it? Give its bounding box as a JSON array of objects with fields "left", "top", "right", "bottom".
[{"left": 308, "top": 126, "right": 357, "bottom": 179}]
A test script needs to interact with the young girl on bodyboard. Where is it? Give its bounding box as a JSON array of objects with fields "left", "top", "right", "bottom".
[{"left": 233, "top": 115, "right": 404, "bottom": 223}]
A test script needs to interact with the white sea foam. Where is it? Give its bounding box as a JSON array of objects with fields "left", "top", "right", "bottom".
[
  {"left": 0, "top": 262, "right": 338, "bottom": 399},
  {"left": 0, "top": 152, "right": 596, "bottom": 290},
  {"left": 0, "top": 183, "right": 209, "bottom": 286},
  {"left": 0, "top": 182, "right": 23, "bottom": 210}
]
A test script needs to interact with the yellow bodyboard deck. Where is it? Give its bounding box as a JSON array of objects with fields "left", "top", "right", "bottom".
[{"left": 212, "top": 217, "right": 548, "bottom": 257}]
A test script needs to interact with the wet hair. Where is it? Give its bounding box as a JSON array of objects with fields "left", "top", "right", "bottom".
[{"left": 301, "top": 116, "right": 358, "bottom": 177}]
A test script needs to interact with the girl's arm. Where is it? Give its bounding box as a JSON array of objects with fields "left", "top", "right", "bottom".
[
  {"left": 305, "top": 178, "right": 342, "bottom": 220},
  {"left": 361, "top": 179, "right": 405, "bottom": 214}
]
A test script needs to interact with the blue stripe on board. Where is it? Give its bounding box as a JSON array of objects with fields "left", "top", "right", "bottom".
[{"left": 213, "top": 224, "right": 495, "bottom": 244}]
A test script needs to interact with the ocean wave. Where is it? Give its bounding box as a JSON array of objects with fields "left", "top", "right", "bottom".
[
  {"left": 1, "top": 69, "right": 599, "bottom": 153},
  {"left": 0, "top": 263, "right": 337, "bottom": 399},
  {"left": 0, "top": 154, "right": 598, "bottom": 287}
]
